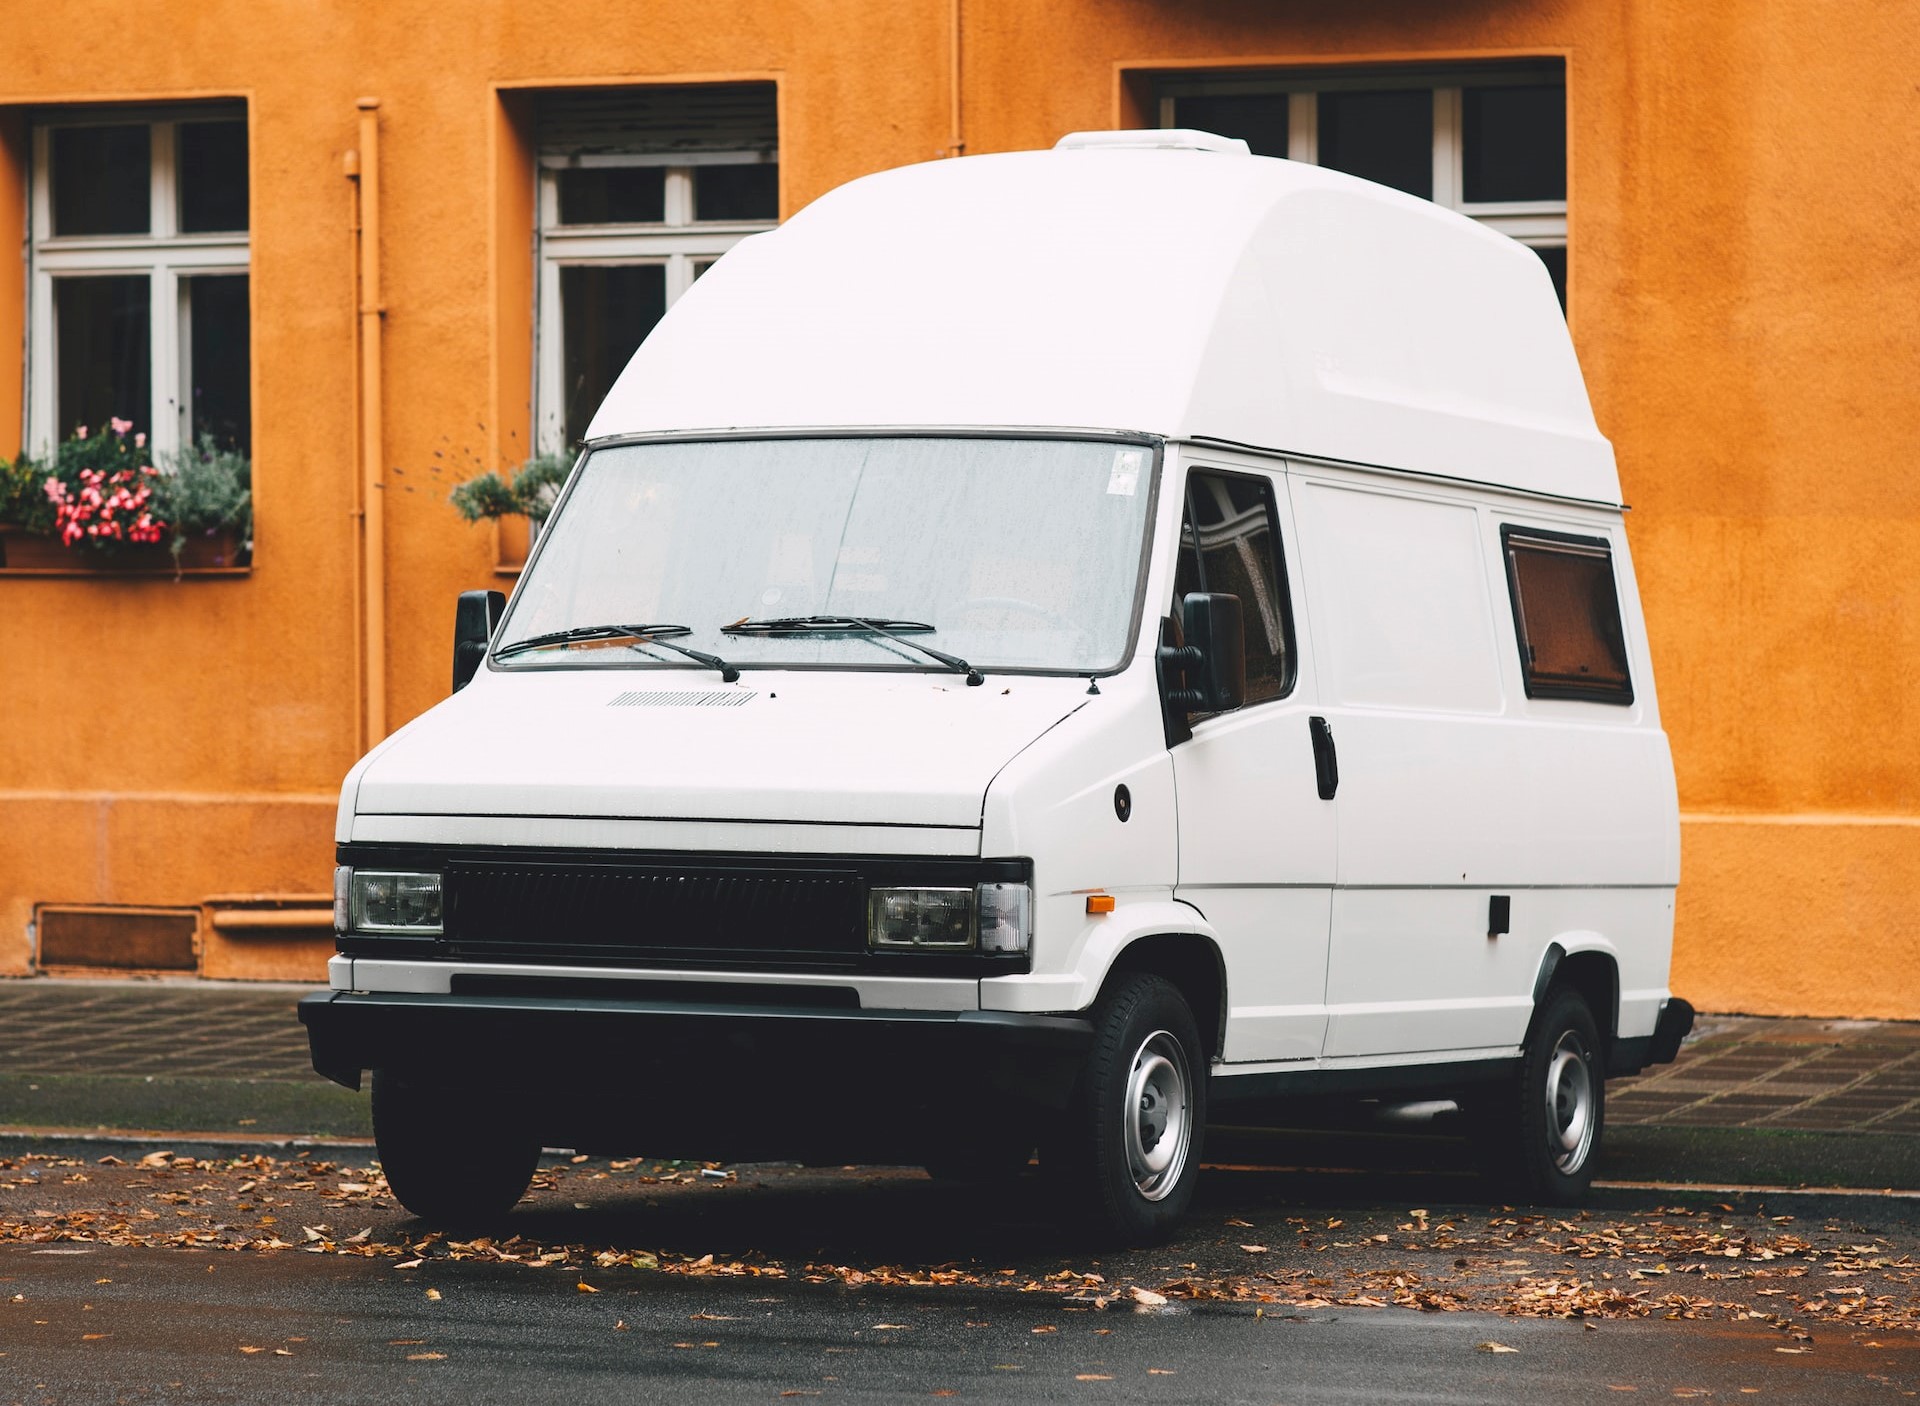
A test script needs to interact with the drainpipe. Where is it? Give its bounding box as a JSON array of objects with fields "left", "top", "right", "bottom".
[
  {"left": 348, "top": 99, "right": 387, "bottom": 745},
  {"left": 948, "top": 0, "right": 964, "bottom": 157}
]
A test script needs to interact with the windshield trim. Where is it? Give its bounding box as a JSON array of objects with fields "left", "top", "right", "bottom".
[{"left": 489, "top": 429, "right": 1165, "bottom": 682}]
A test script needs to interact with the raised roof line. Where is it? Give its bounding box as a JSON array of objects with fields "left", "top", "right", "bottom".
[{"left": 1054, "top": 128, "right": 1251, "bottom": 155}]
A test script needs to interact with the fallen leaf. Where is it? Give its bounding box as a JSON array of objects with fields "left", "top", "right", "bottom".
[
  {"left": 1773, "top": 1347, "right": 1810, "bottom": 1355},
  {"left": 407, "top": 1352, "right": 446, "bottom": 1361},
  {"left": 871, "top": 1323, "right": 909, "bottom": 1330},
  {"left": 1226, "top": 1218, "right": 1254, "bottom": 1228},
  {"left": 1076, "top": 1374, "right": 1114, "bottom": 1381},
  {"left": 1031, "top": 1325, "right": 1058, "bottom": 1334},
  {"left": 1477, "top": 1342, "right": 1520, "bottom": 1354},
  {"left": 425, "top": 1288, "right": 442, "bottom": 1302},
  {"left": 388, "top": 1340, "right": 425, "bottom": 1346},
  {"left": 273, "top": 1349, "right": 294, "bottom": 1357},
  {"left": 1239, "top": 1244, "right": 1269, "bottom": 1254},
  {"left": 239, "top": 1346, "right": 264, "bottom": 1355},
  {"left": 576, "top": 1282, "right": 598, "bottom": 1294},
  {"left": 1131, "top": 1287, "right": 1167, "bottom": 1308}
]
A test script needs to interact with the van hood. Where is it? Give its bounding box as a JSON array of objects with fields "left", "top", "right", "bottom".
[{"left": 351, "top": 668, "right": 1091, "bottom": 830}]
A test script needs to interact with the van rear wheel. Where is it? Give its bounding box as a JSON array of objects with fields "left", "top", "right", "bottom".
[
  {"left": 371, "top": 1068, "right": 541, "bottom": 1229},
  {"left": 1043, "top": 973, "right": 1205, "bottom": 1244},
  {"left": 1471, "top": 986, "right": 1605, "bottom": 1204}
]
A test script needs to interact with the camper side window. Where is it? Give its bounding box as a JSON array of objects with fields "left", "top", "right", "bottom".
[
  {"left": 1502, "top": 527, "right": 1634, "bottom": 704},
  {"left": 1173, "top": 471, "right": 1295, "bottom": 705}
]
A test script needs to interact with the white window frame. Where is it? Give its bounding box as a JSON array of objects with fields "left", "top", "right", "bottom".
[
  {"left": 535, "top": 151, "right": 775, "bottom": 454},
  {"left": 1158, "top": 70, "right": 1567, "bottom": 264},
  {"left": 26, "top": 111, "right": 250, "bottom": 458}
]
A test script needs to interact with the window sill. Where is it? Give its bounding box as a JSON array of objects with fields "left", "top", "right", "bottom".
[{"left": 0, "top": 526, "right": 251, "bottom": 577}]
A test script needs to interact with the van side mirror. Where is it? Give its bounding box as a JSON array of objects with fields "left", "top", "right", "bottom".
[
  {"left": 453, "top": 589, "right": 506, "bottom": 693},
  {"left": 1159, "top": 592, "right": 1246, "bottom": 715}
]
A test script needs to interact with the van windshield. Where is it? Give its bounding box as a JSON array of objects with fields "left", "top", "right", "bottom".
[{"left": 494, "top": 436, "right": 1158, "bottom": 677}]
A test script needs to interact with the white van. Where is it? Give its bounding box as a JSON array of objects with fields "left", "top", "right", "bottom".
[{"left": 301, "top": 131, "right": 1691, "bottom": 1241}]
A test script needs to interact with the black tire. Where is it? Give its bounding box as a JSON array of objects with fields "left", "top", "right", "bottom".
[
  {"left": 371, "top": 1068, "right": 541, "bottom": 1228},
  {"left": 1471, "top": 986, "right": 1606, "bottom": 1204},
  {"left": 1042, "top": 973, "right": 1206, "bottom": 1244}
]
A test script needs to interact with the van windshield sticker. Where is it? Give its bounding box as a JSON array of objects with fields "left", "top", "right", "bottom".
[{"left": 1107, "top": 449, "right": 1144, "bottom": 496}]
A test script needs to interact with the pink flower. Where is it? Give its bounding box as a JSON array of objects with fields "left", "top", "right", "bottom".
[
  {"left": 74, "top": 426, "right": 87, "bottom": 439},
  {"left": 134, "top": 433, "right": 146, "bottom": 449},
  {"left": 110, "top": 417, "right": 133, "bottom": 436}
]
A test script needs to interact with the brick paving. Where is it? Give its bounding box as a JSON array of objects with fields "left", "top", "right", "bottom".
[
  {"left": 0, "top": 981, "right": 1917, "bottom": 1137},
  {"left": 1610, "top": 1013, "right": 1920, "bottom": 1135},
  {"left": 0, "top": 979, "right": 314, "bottom": 1082}
]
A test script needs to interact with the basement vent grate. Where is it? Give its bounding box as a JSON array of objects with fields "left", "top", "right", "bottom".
[{"left": 609, "top": 690, "right": 757, "bottom": 708}]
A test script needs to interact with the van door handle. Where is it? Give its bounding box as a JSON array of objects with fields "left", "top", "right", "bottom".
[{"left": 1308, "top": 716, "right": 1338, "bottom": 800}]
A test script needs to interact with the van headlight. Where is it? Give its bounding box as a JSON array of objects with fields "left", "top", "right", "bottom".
[
  {"left": 336, "top": 867, "right": 443, "bottom": 935},
  {"left": 867, "top": 882, "right": 1033, "bottom": 954}
]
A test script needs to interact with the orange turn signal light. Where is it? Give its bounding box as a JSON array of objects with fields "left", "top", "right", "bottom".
[{"left": 1085, "top": 893, "right": 1116, "bottom": 915}]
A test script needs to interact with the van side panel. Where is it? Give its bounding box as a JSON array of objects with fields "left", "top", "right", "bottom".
[{"left": 1290, "top": 466, "right": 1677, "bottom": 1059}]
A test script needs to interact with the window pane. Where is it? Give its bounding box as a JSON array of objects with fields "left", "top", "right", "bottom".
[
  {"left": 1170, "top": 95, "right": 1289, "bottom": 159},
  {"left": 51, "top": 125, "right": 150, "bottom": 236},
  {"left": 178, "top": 120, "right": 249, "bottom": 232},
  {"left": 1186, "top": 471, "right": 1292, "bottom": 704},
  {"left": 187, "top": 274, "right": 251, "bottom": 451},
  {"left": 55, "top": 275, "right": 151, "bottom": 439},
  {"left": 694, "top": 163, "right": 778, "bottom": 221},
  {"left": 557, "top": 168, "right": 666, "bottom": 225},
  {"left": 1505, "top": 534, "right": 1632, "bottom": 703},
  {"left": 1531, "top": 244, "right": 1568, "bottom": 312},
  {"left": 1463, "top": 84, "right": 1565, "bottom": 203},
  {"left": 1316, "top": 89, "right": 1432, "bottom": 200},
  {"left": 560, "top": 264, "right": 667, "bottom": 446}
]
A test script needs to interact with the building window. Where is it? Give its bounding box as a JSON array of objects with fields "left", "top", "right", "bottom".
[
  {"left": 1161, "top": 66, "right": 1567, "bottom": 307},
  {"left": 536, "top": 85, "right": 778, "bottom": 451},
  {"left": 28, "top": 107, "right": 251, "bottom": 455}
]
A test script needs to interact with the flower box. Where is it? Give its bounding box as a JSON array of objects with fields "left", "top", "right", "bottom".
[{"left": 0, "top": 525, "right": 250, "bottom": 576}]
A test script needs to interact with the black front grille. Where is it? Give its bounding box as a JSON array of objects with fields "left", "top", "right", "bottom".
[{"left": 444, "top": 861, "right": 865, "bottom": 967}]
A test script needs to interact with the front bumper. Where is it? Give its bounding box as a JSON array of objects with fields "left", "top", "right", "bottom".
[{"left": 300, "top": 989, "right": 1093, "bottom": 1148}]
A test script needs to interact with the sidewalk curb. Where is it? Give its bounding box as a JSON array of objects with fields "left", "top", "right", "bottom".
[{"left": 0, "top": 1129, "right": 374, "bottom": 1159}]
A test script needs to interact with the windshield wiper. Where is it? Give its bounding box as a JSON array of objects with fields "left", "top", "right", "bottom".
[
  {"left": 495, "top": 623, "right": 740, "bottom": 682},
  {"left": 723, "top": 615, "right": 982, "bottom": 686}
]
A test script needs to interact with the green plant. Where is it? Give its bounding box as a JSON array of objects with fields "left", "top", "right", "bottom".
[
  {"left": 449, "top": 453, "right": 573, "bottom": 528},
  {"left": 0, "top": 453, "right": 54, "bottom": 536},
  {"left": 154, "top": 435, "right": 252, "bottom": 563}
]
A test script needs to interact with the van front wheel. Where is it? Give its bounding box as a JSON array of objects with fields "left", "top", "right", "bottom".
[
  {"left": 1044, "top": 974, "right": 1205, "bottom": 1243},
  {"left": 371, "top": 1068, "right": 541, "bottom": 1229},
  {"left": 1473, "top": 986, "right": 1605, "bottom": 1204}
]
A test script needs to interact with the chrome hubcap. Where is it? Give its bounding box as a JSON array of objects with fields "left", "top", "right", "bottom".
[
  {"left": 1123, "top": 1030, "right": 1192, "bottom": 1200},
  {"left": 1544, "top": 1030, "right": 1596, "bottom": 1174}
]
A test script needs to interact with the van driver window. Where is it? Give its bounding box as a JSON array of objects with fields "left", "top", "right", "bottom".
[
  {"left": 1173, "top": 471, "right": 1294, "bottom": 704},
  {"left": 1502, "top": 528, "right": 1634, "bottom": 704}
]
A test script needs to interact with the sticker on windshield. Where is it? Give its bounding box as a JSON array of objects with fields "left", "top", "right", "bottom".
[{"left": 1107, "top": 449, "right": 1144, "bottom": 497}]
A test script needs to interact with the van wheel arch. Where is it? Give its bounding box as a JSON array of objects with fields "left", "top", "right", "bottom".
[
  {"left": 1100, "top": 933, "right": 1227, "bottom": 1062},
  {"left": 1531, "top": 943, "right": 1620, "bottom": 1050}
]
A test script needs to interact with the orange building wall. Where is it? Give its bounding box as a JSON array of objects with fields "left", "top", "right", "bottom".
[{"left": 1, "top": 0, "right": 1916, "bottom": 1012}]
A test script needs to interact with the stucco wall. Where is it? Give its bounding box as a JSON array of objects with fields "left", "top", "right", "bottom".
[{"left": 1, "top": 0, "right": 1915, "bottom": 1010}]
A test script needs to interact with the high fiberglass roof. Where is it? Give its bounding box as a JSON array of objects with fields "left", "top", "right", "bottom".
[{"left": 588, "top": 133, "right": 1619, "bottom": 505}]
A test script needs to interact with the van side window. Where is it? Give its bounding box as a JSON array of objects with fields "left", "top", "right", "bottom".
[
  {"left": 1501, "top": 527, "right": 1634, "bottom": 704},
  {"left": 1174, "top": 471, "right": 1294, "bottom": 704}
]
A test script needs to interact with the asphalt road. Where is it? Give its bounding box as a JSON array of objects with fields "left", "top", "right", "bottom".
[{"left": 2, "top": 1239, "right": 1916, "bottom": 1405}]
